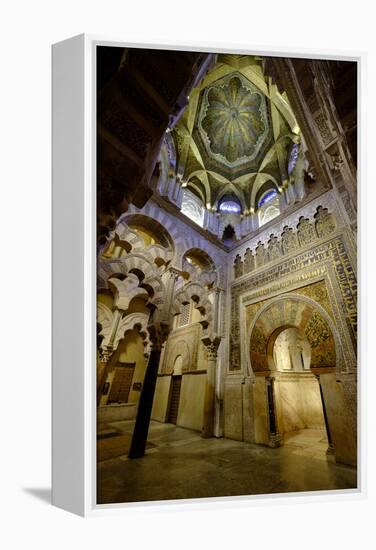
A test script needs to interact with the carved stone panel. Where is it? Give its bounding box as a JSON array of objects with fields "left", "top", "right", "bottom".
[
  {"left": 234, "top": 254, "right": 244, "bottom": 278},
  {"left": 314, "top": 113, "right": 334, "bottom": 146},
  {"left": 281, "top": 226, "right": 299, "bottom": 254},
  {"left": 161, "top": 323, "right": 201, "bottom": 374},
  {"left": 297, "top": 217, "right": 317, "bottom": 246},
  {"left": 315, "top": 206, "right": 337, "bottom": 238},
  {"left": 244, "top": 248, "right": 255, "bottom": 274},
  {"left": 267, "top": 235, "right": 282, "bottom": 262},
  {"left": 255, "top": 241, "right": 266, "bottom": 268},
  {"left": 231, "top": 232, "right": 357, "bottom": 372}
]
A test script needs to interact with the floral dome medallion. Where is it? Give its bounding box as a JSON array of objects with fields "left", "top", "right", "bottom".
[{"left": 199, "top": 74, "right": 270, "bottom": 167}]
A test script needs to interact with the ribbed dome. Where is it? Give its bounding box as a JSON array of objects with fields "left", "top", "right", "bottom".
[
  {"left": 172, "top": 56, "right": 301, "bottom": 209},
  {"left": 201, "top": 76, "right": 268, "bottom": 165}
]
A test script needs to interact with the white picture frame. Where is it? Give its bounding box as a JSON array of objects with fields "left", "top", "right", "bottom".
[{"left": 52, "top": 34, "right": 365, "bottom": 517}]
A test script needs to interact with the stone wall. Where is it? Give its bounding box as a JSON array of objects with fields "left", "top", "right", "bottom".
[
  {"left": 177, "top": 373, "right": 206, "bottom": 431},
  {"left": 274, "top": 374, "right": 325, "bottom": 434},
  {"left": 223, "top": 191, "right": 357, "bottom": 466},
  {"left": 151, "top": 376, "right": 171, "bottom": 423}
]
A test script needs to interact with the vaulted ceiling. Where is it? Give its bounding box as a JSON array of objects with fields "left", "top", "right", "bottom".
[{"left": 173, "top": 55, "right": 301, "bottom": 212}]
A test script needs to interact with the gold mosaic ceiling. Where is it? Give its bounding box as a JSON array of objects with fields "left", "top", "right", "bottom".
[
  {"left": 173, "top": 55, "right": 301, "bottom": 212},
  {"left": 198, "top": 73, "right": 271, "bottom": 170}
]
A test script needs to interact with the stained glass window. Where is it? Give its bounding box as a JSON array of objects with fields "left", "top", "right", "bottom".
[
  {"left": 219, "top": 198, "right": 241, "bottom": 214},
  {"left": 258, "top": 188, "right": 280, "bottom": 227},
  {"left": 181, "top": 189, "right": 204, "bottom": 226},
  {"left": 258, "top": 189, "right": 277, "bottom": 207}
]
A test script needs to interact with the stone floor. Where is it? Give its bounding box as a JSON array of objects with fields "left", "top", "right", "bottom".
[{"left": 97, "top": 421, "right": 357, "bottom": 505}]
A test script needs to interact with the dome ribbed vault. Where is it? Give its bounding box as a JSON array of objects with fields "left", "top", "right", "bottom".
[
  {"left": 200, "top": 74, "right": 270, "bottom": 166},
  {"left": 172, "top": 55, "right": 301, "bottom": 212}
]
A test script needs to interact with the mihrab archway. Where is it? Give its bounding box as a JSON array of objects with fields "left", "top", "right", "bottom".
[
  {"left": 248, "top": 294, "right": 338, "bottom": 375},
  {"left": 247, "top": 294, "right": 350, "bottom": 463}
]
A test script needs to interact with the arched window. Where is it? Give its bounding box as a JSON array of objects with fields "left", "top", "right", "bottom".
[
  {"left": 258, "top": 188, "right": 280, "bottom": 227},
  {"left": 181, "top": 188, "right": 204, "bottom": 227},
  {"left": 218, "top": 195, "right": 242, "bottom": 214},
  {"left": 259, "top": 189, "right": 277, "bottom": 207}
]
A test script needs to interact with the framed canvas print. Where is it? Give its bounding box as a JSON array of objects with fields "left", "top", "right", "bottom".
[{"left": 52, "top": 35, "right": 362, "bottom": 516}]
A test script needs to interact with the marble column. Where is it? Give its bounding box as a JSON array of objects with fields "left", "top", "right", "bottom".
[
  {"left": 243, "top": 377, "right": 255, "bottom": 443},
  {"left": 212, "top": 288, "right": 224, "bottom": 438},
  {"left": 315, "top": 374, "right": 335, "bottom": 459},
  {"left": 202, "top": 341, "right": 220, "bottom": 438},
  {"left": 128, "top": 268, "right": 177, "bottom": 458},
  {"left": 128, "top": 327, "right": 169, "bottom": 458},
  {"left": 97, "top": 351, "right": 111, "bottom": 406},
  {"left": 266, "top": 377, "right": 282, "bottom": 447}
]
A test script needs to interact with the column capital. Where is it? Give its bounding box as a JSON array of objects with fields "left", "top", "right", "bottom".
[
  {"left": 99, "top": 347, "right": 112, "bottom": 363},
  {"left": 202, "top": 336, "right": 221, "bottom": 359},
  {"left": 148, "top": 322, "right": 170, "bottom": 351},
  {"left": 167, "top": 265, "right": 182, "bottom": 279},
  {"left": 213, "top": 286, "right": 225, "bottom": 295}
]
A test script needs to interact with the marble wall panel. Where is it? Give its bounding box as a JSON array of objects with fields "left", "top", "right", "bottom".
[
  {"left": 243, "top": 378, "right": 255, "bottom": 443},
  {"left": 253, "top": 377, "right": 269, "bottom": 445},
  {"left": 151, "top": 376, "right": 171, "bottom": 422},
  {"left": 300, "top": 378, "right": 326, "bottom": 429},
  {"left": 177, "top": 374, "right": 206, "bottom": 431},
  {"left": 275, "top": 379, "right": 305, "bottom": 433},
  {"left": 274, "top": 376, "right": 325, "bottom": 434},
  {"left": 224, "top": 379, "right": 244, "bottom": 441},
  {"left": 320, "top": 372, "right": 357, "bottom": 467}
]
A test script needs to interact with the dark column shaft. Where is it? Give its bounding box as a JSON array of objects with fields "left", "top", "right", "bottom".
[
  {"left": 201, "top": 351, "right": 217, "bottom": 438},
  {"left": 128, "top": 348, "right": 161, "bottom": 458},
  {"left": 318, "top": 378, "right": 333, "bottom": 445},
  {"left": 97, "top": 360, "right": 108, "bottom": 406},
  {"left": 267, "top": 378, "right": 277, "bottom": 435}
]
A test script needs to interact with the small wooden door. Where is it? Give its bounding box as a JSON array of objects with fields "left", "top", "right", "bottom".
[
  {"left": 167, "top": 375, "right": 182, "bottom": 424},
  {"left": 107, "top": 362, "right": 135, "bottom": 404}
]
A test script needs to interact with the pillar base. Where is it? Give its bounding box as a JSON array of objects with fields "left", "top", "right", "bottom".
[
  {"left": 269, "top": 432, "right": 283, "bottom": 448},
  {"left": 201, "top": 425, "right": 214, "bottom": 439},
  {"left": 326, "top": 443, "right": 336, "bottom": 463}
]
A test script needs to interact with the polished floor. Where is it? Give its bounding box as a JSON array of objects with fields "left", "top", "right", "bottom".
[{"left": 97, "top": 421, "right": 357, "bottom": 505}]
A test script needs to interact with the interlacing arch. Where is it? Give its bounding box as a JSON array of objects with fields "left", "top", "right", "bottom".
[
  {"left": 116, "top": 313, "right": 151, "bottom": 358},
  {"left": 97, "top": 305, "right": 151, "bottom": 359},
  {"left": 172, "top": 281, "right": 213, "bottom": 335},
  {"left": 179, "top": 241, "right": 218, "bottom": 271},
  {"left": 182, "top": 247, "right": 218, "bottom": 288},
  {"left": 123, "top": 214, "right": 174, "bottom": 249},
  {"left": 98, "top": 209, "right": 222, "bottom": 360},
  {"left": 98, "top": 252, "right": 166, "bottom": 313},
  {"left": 111, "top": 219, "right": 174, "bottom": 268},
  {"left": 97, "top": 302, "right": 114, "bottom": 347},
  {"left": 121, "top": 205, "right": 225, "bottom": 288}
]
